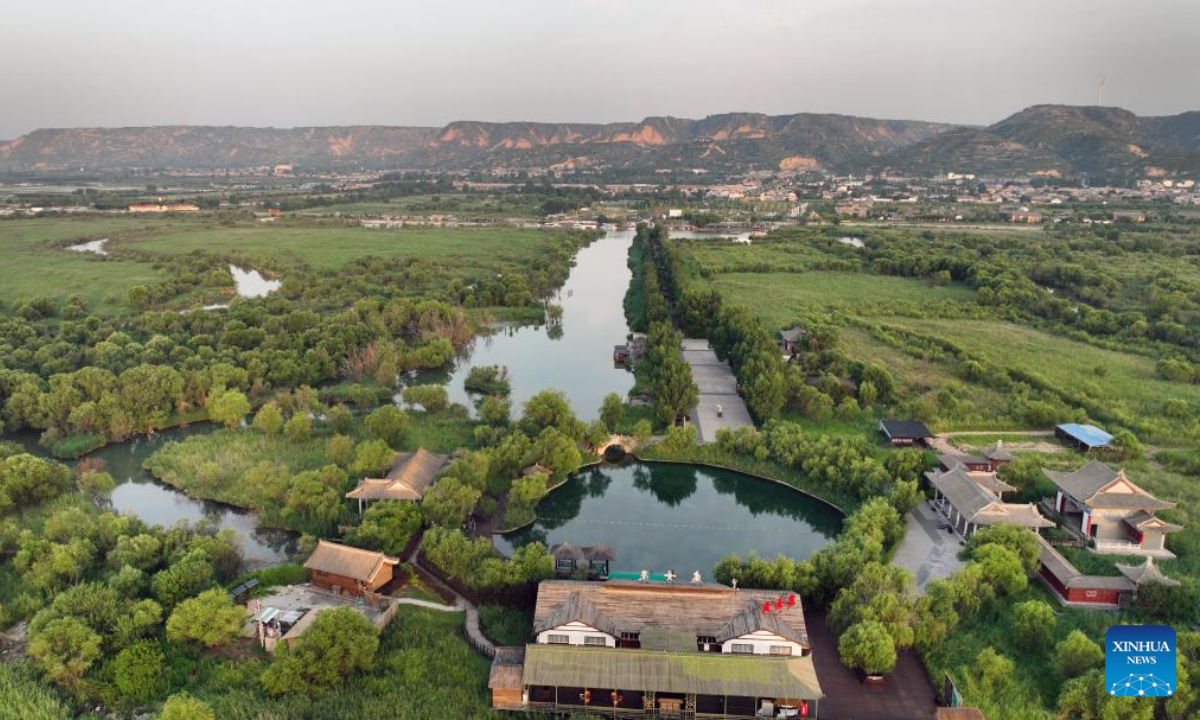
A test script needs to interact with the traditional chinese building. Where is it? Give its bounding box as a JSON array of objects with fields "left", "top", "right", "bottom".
[
  {"left": 927, "top": 465, "right": 1052, "bottom": 537},
  {"left": 489, "top": 579, "right": 823, "bottom": 718},
  {"left": 345, "top": 447, "right": 449, "bottom": 513},
  {"left": 1043, "top": 461, "right": 1180, "bottom": 557}
]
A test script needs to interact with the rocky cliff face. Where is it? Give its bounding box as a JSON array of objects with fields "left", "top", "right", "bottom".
[
  {"left": 0, "top": 112, "right": 949, "bottom": 172},
  {"left": 3, "top": 106, "right": 1197, "bottom": 175}
]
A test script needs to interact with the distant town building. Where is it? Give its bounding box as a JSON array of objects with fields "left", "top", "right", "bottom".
[
  {"left": 128, "top": 202, "right": 199, "bottom": 213},
  {"left": 834, "top": 199, "right": 872, "bottom": 218}
]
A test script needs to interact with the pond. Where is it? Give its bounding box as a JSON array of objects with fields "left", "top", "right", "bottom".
[
  {"left": 16, "top": 426, "right": 296, "bottom": 569},
  {"left": 407, "top": 229, "right": 636, "bottom": 421},
  {"left": 230, "top": 264, "right": 281, "bottom": 298},
  {"left": 495, "top": 461, "right": 843, "bottom": 576},
  {"left": 67, "top": 238, "right": 109, "bottom": 255}
]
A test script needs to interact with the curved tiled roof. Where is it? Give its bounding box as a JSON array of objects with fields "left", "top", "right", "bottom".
[{"left": 1044, "top": 461, "right": 1174, "bottom": 510}]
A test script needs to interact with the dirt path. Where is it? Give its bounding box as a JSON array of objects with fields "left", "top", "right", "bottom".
[{"left": 930, "top": 429, "right": 1053, "bottom": 454}]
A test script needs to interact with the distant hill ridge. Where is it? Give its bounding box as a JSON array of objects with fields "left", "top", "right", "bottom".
[{"left": 2, "top": 105, "right": 1198, "bottom": 176}]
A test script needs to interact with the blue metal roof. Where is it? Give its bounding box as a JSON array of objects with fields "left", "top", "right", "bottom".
[{"left": 1056, "top": 423, "right": 1114, "bottom": 448}]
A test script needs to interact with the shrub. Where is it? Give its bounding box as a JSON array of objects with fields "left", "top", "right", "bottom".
[
  {"left": 159, "top": 693, "right": 215, "bottom": 720},
  {"left": 1012, "top": 600, "right": 1057, "bottom": 648},
  {"left": 260, "top": 608, "right": 380, "bottom": 697},
  {"left": 112, "top": 640, "right": 164, "bottom": 703},
  {"left": 1053, "top": 630, "right": 1104, "bottom": 678},
  {"left": 364, "top": 405, "right": 410, "bottom": 448}
]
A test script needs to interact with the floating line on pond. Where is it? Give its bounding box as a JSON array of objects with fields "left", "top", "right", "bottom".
[{"left": 529, "top": 517, "right": 806, "bottom": 533}]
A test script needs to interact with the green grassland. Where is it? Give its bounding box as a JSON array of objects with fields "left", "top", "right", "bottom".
[
  {"left": 712, "top": 271, "right": 975, "bottom": 326},
  {"left": 0, "top": 217, "right": 190, "bottom": 314},
  {"left": 884, "top": 316, "right": 1200, "bottom": 424},
  {"left": 302, "top": 192, "right": 548, "bottom": 217},
  {"left": 121, "top": 224, "right": 577, "bottom": 273}
]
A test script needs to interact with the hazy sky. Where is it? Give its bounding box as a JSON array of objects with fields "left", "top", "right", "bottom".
[{"left": 2, "top": 0, "right": 1198, "bottom": 138}]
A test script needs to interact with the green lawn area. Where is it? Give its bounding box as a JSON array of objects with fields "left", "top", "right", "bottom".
[
  {"left": 712, "top": 272, "right": 974, "bottom": 329},
  {"left": 121, "top": 224, "right": 579, "bottom": 274},
  {"left": 0, "top": 217, "right": 186, "bottom": 314},
  {"left": 884, "top": 317, "right": 1200, "bottom": 424}
]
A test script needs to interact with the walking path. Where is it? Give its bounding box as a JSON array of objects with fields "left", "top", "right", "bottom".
[
  {"left": 892, "top": 500, "right": 966, "bottom": 593},
  {"left": 407, "top": 547, "right": 496, "bottom": 658},
  {"left": 681, "top": 338, "right": 753, "bottom": 443}
]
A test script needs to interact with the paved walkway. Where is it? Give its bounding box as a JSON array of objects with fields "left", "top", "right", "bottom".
[
  {"left": 681, "top": 338, "right": 753, "bottom": 443},
  {"left": 892, "top": 500, "right": 967, "bottom": 593}
]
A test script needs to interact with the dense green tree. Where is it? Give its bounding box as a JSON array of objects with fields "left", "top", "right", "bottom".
[
  {"left": 284, "top": 413, "right": 312, "bottom": 443},
  {"left": 600, "top": 393, "right": 624, "bottom": 431},
  {"left": 421, "top": 476, "right": 480, "bottom": 528},
  {"left": 480, "top": 396, "right": 511, "bottom": 426},
  {"left": 260, "top": 608, "right": 380, "bottom": 697},
  {"left": 1057, "top": 669, "right": 1154, "bottom": 720},
  {"left": 364, "top": 405, "right": 410, "bottom": 448},
  {"left": 350, "top": 501, "right": 422, "bottom": 556},
  {"left": 351, "top": 439, "right": 394, "bottom": 477},
  {"left": 838, "top": 620, "right": 896, "bottom": 676},
  {"left": 1053, "top": 630, "right": 1105, "bottom": 678},
  {"left": 205, "top": 388, "right": 250, "bottom": 430},
  {"left": 166, "top": 589, "right": 245, "bottom": 648},
  {"left": 521, "top": 389, "right": 583, "bottom": 439},
  {"left": 27, "top": 616, "right": 101, "bottom": 691},
  {"left": 325, "top": 434, "right": 355, "bottom": 468},
  {"left": 151, "top": 551, "right": 216, "bottom": 608},
  {"left": 252, "top": 401, "right": 284, "bottom": 436},
  {"left": 402, "top": 385, "right": 449, "bottom": 414},
  {"left": 1012, "top": 599, "right": 1057, "bottom": 649}
]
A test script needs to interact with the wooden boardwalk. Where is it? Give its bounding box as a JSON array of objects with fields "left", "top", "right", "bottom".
[{"left": 408, "top": 547, "right": 496, "bottom": 658}]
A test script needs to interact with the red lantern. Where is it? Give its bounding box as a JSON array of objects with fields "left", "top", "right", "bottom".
[
  {"left": 799, "top": 700, "right": 809, "bottom": 717},
  {"left": 763, "top": 601, "right": 771, "bottom": 613},
  {"left": 788, "top": 594, "right": 796, "bottom": 606},
  {"left": 776, "top": 597, "right": 784, "bottom": 610}
]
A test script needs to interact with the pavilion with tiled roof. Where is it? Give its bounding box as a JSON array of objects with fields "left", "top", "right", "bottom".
[
  {"left": 1044, "top": 461, "right": 1180, "bottom": 556},
  {"left": 928, "top": 465, "right": 1052, "bottom": 537},
  {"left": 345, "top": 447, "right": 449, "bottom": 513}
]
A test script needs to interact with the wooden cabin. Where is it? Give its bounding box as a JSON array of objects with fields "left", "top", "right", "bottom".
[
  {"left": 489, "top": 579, "right": 823, "bottom": 717},
  {"left": 303, "top": 540, "right": 399, "bottom": 597}
]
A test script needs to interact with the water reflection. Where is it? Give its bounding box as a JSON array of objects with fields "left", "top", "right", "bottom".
[
  {"left": 18, "top": 425, "right": 296, "bottom": 569},
  {"left": 405, "top": 230, "right": 637, "bottom": 421},
  {"left": 497, "top": 462, "right": 843, "bottom": 574}
]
